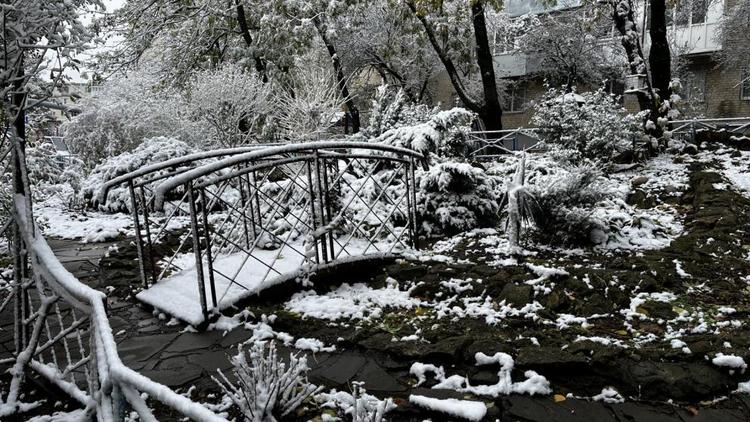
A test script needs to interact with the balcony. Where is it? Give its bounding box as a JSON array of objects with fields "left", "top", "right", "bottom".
[{"left": 493, "top": 53, "right": 540, "bottom": 78}]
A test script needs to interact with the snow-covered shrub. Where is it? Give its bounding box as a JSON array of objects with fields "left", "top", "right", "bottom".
[
  {"left": 213, "top": 341, "right": 321, "bottom": 422},
  {"left": 187, "top": 63, "right": 273, "bottom": 147},
  {"left": 82, "top": 137, "right": 195, "bottom": 212},
  {"left": 315, "top": 382, "right": 394, "bottom": 422},
  {"left": 25, "top": 142, "right": 84, "bottom": 207},
  {"left": 364, "top": 85, "right": 441, "bottom": 138},
  {"left": 62, "top": 68, "right": 201, "bottom": 168},
  {"left": 417, "top": 162, "right": 499, "bottom": 237},
  {"left": 275, "top": 63, "right": 345, "bottom": 141},
  {"left": 528, "top": 163, "right": 609, "bottom": 245},
  {"left": 376, "top": 107, "right": 475, "bottom": 158},
  {"left": 530, "top": 87, "right": 644, "bottom": 161}
]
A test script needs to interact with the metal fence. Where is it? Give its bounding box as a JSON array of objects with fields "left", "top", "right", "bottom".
[
  {"left": 467, "top": 128, "right": 544, "bottom": 159},
  {"left": 2, "top": 140, "right": 229, "bottom": 421},
  {"left": 668, "top": 117, "right": 750, "bottom": 142}
]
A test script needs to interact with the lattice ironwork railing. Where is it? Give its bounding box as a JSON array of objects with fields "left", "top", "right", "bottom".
[
  {"left": 1, "top": 142, "right": 228, "bottom": 421},
  {"left": 467, "top": 129, "right": 544, "bottom": 159},
  {"left": 102, "top": 142, "right": 426, "bottom": 324},
  {"left": 669, "top": 117, "right": 750, "bottom": 142}
]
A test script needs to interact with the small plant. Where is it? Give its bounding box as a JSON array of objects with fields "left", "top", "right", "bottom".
[
  {"left": 213, "top": 341, "right": 321, "bottom": 422},
  {"left": 501, "top": 154, "right": 539, "bottom": 250},
  {"left": 350, "top": 382, "right": 393, "bottom": 422}
]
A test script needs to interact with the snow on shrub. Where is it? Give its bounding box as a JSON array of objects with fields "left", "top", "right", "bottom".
[
  {"left": 364, "top": 85, "right": 443, "bottom": 138},
  {"left": 527, "top": 162, "right": 609, "bottom": 245},
  {"left": 213, "top": 341, "right": 321, "bottom": 422},
  {"left": 530, "top": 87, "right": 645, "bottom": 161},
  {"left": 82, "top": 137, "right": 195, "bottom": 212},
  {"left": 375, "top": 107, "right": 475, "bottom": 158},
  {"left": 25, "top": 142, "right": 85, "bottom": 207},
  {"left": 315, "top": 382, "right": 395, "bottom": 422},
  {"left": 417, "top": 162, "right": 500, "bottom": 237}
]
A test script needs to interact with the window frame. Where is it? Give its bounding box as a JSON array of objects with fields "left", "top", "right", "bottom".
[{"left": 741, "top": 68, "right": 750, "bottom": 101}]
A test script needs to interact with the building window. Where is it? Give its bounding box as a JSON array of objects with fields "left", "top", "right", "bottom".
[
  {"left": 684, "top": 69, "right": 707, "bottom": 103},
  {"left": 504, "top": 82, "right": 527, "bottom": 113},
  {"left": 673, "top": 0, "right": 709, "bottom": 26},
  {"left": 741, "top": 69, "right": 750, "bottom": 101}
]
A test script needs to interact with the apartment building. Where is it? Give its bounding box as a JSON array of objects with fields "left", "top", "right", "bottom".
[{"left": 433, "top": 0, "right": 750, "bottom": 128}]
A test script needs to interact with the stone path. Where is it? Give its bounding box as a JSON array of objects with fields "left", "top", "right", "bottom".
[{"left": 37, "top": 235, "right": 750, "bottom": 421}]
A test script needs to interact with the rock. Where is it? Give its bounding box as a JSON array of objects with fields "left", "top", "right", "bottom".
[
  {"left": 498, "top": 283, "right": 533, "bottom": 307},
  {"left": 626, "top": 189, "right": 655, "bottom": 209},
  {"left": 637, "top": 300, "right": 677, "bottom": 320},
  {"left": 631, "top": 176, "right": 650, "bottom": 187},
  {"left": 681, "top": 144, "right": 699, "bottom": 155}
]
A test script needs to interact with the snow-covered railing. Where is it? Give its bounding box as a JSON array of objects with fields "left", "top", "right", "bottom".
[
  {"left": 669, "top": 117, "right": 750, "bottom": 141},
  {"left": 105, "top": 141, "right": 425, "bottom": 325},
  {"left": 2, "top": 146, "right": 228, "bottom": 420},
  {"left": 467, "top": 128, "right": 544, "bottom": 159}
]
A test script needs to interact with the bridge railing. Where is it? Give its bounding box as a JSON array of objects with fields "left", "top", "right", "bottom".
[
  {"left": 102, "top": 141, "right": 426, "bottom": 324},
  {"left": 2, "top": 141, "right": 228, "bottom": 421},
  {"left": 467, "top": 128, "right": 544, "bottom": 159},
  {"left": 668, "top": 117, "right": 750, "bottom": 142}
]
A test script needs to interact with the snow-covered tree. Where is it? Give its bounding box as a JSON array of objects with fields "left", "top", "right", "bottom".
[
  {"left": 716, "top": 0, "right": 750, "bottom": 72},
  {"left": 518, "top": 7, "right": 624, "bottom": 90},
  {"left": 403, "top": 0, "right": 506, "bottom": 131}
]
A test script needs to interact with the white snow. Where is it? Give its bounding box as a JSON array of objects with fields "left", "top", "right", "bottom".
[
  {"left": 592, "top": 387, "right": 625, "bottom": 403},
  {"left": 285, "top": 279, "right": 420, "bottom": 321},
  {"left": 294, "top": 338, "right": 336, "bottom": 353},
  {"left": 409, "top": 395, "right": 486, "bottom": 421},
  {"left": 712, "top": 353, "right": 747, "bottom": 374}
]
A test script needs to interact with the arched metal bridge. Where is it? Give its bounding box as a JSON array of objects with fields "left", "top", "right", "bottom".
[{"left": 98, "top": 141, "right": 427, "bottom": 325}]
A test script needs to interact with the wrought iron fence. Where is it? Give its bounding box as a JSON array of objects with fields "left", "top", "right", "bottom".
[
  {"left": 102, "top": 141, "right": 426, "bottom": 325},
  {"left": 467, "top": 128, "right": 544, "bottom": 159},
  {"left": 669, "top": 117, "right": 750, "bottom": 142}
]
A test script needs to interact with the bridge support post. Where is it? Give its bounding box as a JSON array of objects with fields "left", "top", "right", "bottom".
[
  {"left": 313, "top": 151, "right": 329, "bottom": 263},
  {"left": 305, "top": 160, "right": 319, "bottom": 265},
  {"left": 129, "top": 181, "right": 149, "bottom": 290},
  {"left": 409, "top": 158, "right": 420, "bottom": 250},
  {"left": 187, "top": 183, "right": 209, "bottom": 322},
  {"left": 139, "top": 186, "right": 158, "bottom": 287},
  {"left": 199, "top": 188, "right": 218, "bottom": 309}
]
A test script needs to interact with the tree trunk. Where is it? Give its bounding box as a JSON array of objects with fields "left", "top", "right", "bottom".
[
  {"left": 12, "top": 55, "right": 27, "bottom": 196},
  {"left": 611, "top": 0, "right": 663, "bottom": 142},
  {"left": 471, "top": 1, "right": 503, "bottom": 131},
  {"left": 649, "top": 0, "right": 671, "bottom": 103},
  {"left": 313, "top": 17, "right": 360, "bottom": 133},
  {"left": 235, "top": 1, "right": 268, "bottom": 82}
]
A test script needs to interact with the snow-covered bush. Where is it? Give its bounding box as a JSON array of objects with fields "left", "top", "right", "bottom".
[
  {"left": 530, "top": 87, "right": 644, "bottom": 161},
  {"left": 528, "top": 163, "right": 609, "bottom": 245},
  {"left": 417, "top": 162, "right": 499, "bottom": 237},
  {"left": 213, "top": 341, "right": 321, "bottom": 422},
  {"left": 62, "top": 68, "right": 201, "bottom": 168},
  {"left": 376, "top": 107, "right": 475, "bottom": 158},
  {"left": 275, "top": 63, "right": 345, "bottom": 141},
  {"left": 82, "top": 137, "right": 195, "bottom": 212},
  {"left": 364, "top": 85, "right": 441, "bottom": 138},
  {"left": 315, "top": 382, "right": 395, "bottom": 422},
  {"left": 187, "top": 64, "right": 273, "bottom": 147},
  {"left": 25, "top": 142, "right": 84, "bottom": 207}
]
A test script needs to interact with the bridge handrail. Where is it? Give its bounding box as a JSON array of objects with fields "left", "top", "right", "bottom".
[
  {"left": 96, "top": 144, "right": 284, "bottom": 206},
  {"left": 14, "top": 195, "right": 226, "bottom": 422},
  {"left": 151, "top": 141, "right": 426, "bottom": 210}
]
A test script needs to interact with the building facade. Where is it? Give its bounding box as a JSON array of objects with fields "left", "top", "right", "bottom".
[{"left": 433, "top": 0, "right": 750, "bottom": 128}]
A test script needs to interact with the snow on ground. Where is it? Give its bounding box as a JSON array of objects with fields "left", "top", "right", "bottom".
[
  {"left": 138, "top": 238, "right": 394, "bottom": 325},
  {"left": 36, "top": 199, "right": 134, "bottom": 242},
  {"left": 285, "top": 277, "right": 420, "bottom": 321},
  {"left": 714, "top": 150, "right": 750, "bottom": 196},
  {"left": 409, "top": 395, "right": 486, "bottom": 421}
]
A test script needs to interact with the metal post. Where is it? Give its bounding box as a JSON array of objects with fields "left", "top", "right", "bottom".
[
  {"left": 199, "top": 188, "right": 218, "bottom": 309},
  {"left": 187, "top": 183, "right": 209, "bottom": 322},
  {"left": 321, "top": 159, "right": 335, "bottom": 260},
  {"left": 404, "top": 161, "right": 415, "bottom": 249},
  {"left": 238, "top": 172, "right": 251, "bottom": 248},
  {"left": 128, "top": 181, "right": 148, "bottom": 290},
  {"left": 409, "top": 158, "right": 420, "bottom": 250},
  {"left": 139, "top": 186, "right": 157, "bottom": 287},
  {"left": 313, "top": 151, "right": 328, "bottom": 263},
  {"left": 305, "top": 160, "right": 319, "bottom": 264}
]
